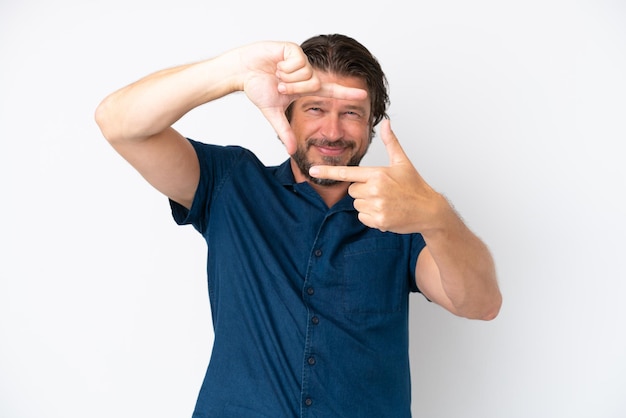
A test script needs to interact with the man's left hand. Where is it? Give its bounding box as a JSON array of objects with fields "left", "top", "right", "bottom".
[{"left": 309, "top": 119, "right": 446, "bottom": 234}]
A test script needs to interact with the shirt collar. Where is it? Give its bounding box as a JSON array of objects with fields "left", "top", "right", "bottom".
[
  {"left": 274, "top": 159, "right": 297, "bottom": 186},
  {"left": 273, "top": 159, "right": 355, "bottom": 212}
]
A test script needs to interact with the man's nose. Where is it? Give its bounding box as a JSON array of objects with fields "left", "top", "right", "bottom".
[{"left": 319, "top": 114, "right": 343, "bottom": 140}]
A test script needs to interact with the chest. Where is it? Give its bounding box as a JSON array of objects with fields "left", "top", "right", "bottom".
[{"left": 207, "top": 178, "right": 412, "bottom": 315}]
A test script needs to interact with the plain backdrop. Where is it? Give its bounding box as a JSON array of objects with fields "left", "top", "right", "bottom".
[{"left": 1, "top": 1, "right": 625, "bottom": 417}]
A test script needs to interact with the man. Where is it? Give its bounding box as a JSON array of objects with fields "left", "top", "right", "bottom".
[{"left": 95, "top": 34, "right": 501, "bottom": 418}]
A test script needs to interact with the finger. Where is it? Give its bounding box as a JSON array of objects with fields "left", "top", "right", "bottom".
[
  {"left": 356, "top": 212, "right": 384, "bottom": 231},
  {"left": 316, "top": 82, "right": 368, "bottom": 101},
  {"left": 276, "top": 44, "right": 319, "bottom": 92},
  {"left": 276, "top": 65, "right": 315, "bottom": 84},
  {"left": 276, "top": 43, "right": 309, "bottom": 73},
  {"left": 275, "top": 43, "right": 367, "bottom": 101},
  {"left": 278, "top": 78, "right": 367, "bottom": 102},
  {"left": 260, "top": 107, "right": 296, "bottom": 155},
  {"left": 347, "top": 181, "right": 371, "bottom": 200},
  {"left": 309, "top": 165, "right": 375, "bottom": 183},
  {"left": 380, "top": 119, "right": 409, "bottom": 166},
  {"left": 277, "top": 76, "right": 321, "bottom": 95}
]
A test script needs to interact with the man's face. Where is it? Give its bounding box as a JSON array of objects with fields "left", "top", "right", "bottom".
[{"left": 289, "top": 72, "right": 372, "bottom": 186}]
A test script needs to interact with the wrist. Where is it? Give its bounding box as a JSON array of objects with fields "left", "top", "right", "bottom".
[{"left": 420, "top": 193, "right": 462, "bottom": 239}]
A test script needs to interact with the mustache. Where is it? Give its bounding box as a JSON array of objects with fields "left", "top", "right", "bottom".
[{"left": 306, "top": 138, "right": 356, "bottom": 150}]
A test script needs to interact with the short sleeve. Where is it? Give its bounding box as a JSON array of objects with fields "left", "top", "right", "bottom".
[
  {"left": 169, "top": 139, "right": 247, "bottom": 234},
  {"left": 408, "top": 233, "right": 426, "bottom": 293}
]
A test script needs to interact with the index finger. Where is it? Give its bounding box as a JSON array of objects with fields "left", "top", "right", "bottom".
[
  {"left": 309, "top": 165, "right": 375, "bottom": 183},
  {"left": 316, "top": 82, "right": 368, "bottom": 101},
  {"left": 278, "top": 79, "right": 367, "bottom": 101}
]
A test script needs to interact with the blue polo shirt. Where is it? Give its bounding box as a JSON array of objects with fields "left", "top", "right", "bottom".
[{"left": 171, "top": 140, "right": 426, "bottom": 418}]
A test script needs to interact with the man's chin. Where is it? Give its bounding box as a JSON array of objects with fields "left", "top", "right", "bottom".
[
  {"left": 313, "top": 154, "right": 348, "bottom": 167},
  {"left": 292, "top": 145, "right": 363, "bottom": 186},
  {"left": 308, "top": 175, "right": 342, "bottom": 187}
]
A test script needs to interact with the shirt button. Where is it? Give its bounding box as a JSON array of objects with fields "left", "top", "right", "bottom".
[
  {"left": 307, "top": 356, "right": 316, "bottom": 365},
  {"left": 314, "top": 249, "right": 322, "bottom": 257},
  {"left": 311, "top": 316, "right": 319, "bottom": 325},
  {"left": 305, "top": 398, "right": 313, "bottom": 407},
  {"left": 307, "top": 287, "right": 315, "bottom": 295}
]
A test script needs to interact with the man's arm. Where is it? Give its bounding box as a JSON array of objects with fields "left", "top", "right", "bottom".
[
  {"left": 413, "top": 214, "right": 501, "bottom": 321},
  {"left": 94, "top": 54, "right": 241, "bottom": 208},
  {"left": 308, "top": 119, "right": 502, "bottom": 320},
  {"left": 95, "top": 41, "right": 367, "bottom": 208}
]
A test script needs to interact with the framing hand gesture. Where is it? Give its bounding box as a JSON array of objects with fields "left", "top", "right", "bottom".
[{"left": 309, "top": 119, "right": 446, "bottom": 234}]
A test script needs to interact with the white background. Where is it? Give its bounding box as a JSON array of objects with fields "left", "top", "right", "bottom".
[{"left": 1, "top": 1, "right": 625, "bottom": 417}]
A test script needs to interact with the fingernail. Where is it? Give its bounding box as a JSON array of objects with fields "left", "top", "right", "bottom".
[{"left": 309, "top": 166, "right": 319, "bottom": 177}]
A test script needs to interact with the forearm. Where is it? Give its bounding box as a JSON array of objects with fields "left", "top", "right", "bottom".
[
  {"left": 95, "top": 49, "right": 241, "bottom": 143},
  {"left": 421, "top": 197, "right": 502, "bottom": 320}
]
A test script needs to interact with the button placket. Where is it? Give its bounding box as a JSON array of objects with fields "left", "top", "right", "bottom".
[{"left": 301, "top": 220, "right": 332, "bottom": 416}]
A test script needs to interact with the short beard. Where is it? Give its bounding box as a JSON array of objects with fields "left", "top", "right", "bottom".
[{"left": 292, "top": 138, "right": 365, "bottom": 186}]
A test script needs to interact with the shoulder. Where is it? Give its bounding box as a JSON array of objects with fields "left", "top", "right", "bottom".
[
  {"left": 187, "top": 139, "right": 251, "bottom": 160},
  {"left": 186, "top": 140, "right": 265, "bottom": 174}
]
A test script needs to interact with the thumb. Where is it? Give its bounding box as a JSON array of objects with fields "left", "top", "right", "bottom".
[
  {"left": 260, "top": 107, "right": 296, "bottom": 155},
  {"left": 380, "top": 119, "right": 408, "bottom": 166}
]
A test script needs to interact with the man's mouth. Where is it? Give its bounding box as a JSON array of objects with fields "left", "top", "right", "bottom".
[
  {"left": 308, "top": 140, "right": 355, "bottom": 157},
  {"left": 315, "top": 145, "right": 348, "bottom": 156}
]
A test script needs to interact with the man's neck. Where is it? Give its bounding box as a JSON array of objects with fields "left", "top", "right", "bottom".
[{"left": 309, "top": 182, "right": 350, "bottom": 208}]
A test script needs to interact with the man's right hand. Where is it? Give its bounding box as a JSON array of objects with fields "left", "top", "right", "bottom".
[
  {"left": 239, "top": 41, "right": 367, "bottom": 154},
  {"left": 95, "top": 40, "right": 368, "bottom": 209}
]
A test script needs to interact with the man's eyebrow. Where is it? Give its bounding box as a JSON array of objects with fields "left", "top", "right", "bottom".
[
  {"left": 343, "top": 104, "right": 368, "bottom": 113},
  {"left": 299, "top": 99, "right": 327, "bottom": 108},
  {"left": 299, "top": 99, "right": 367, "bottom": 114}
]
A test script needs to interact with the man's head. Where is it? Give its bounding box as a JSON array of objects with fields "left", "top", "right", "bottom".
[
  {"left": 287, "top": 34, "right": 389, "bottom": 186},
  {"left": 286, "top": 34, "right": 389, "bottom": 133}
]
